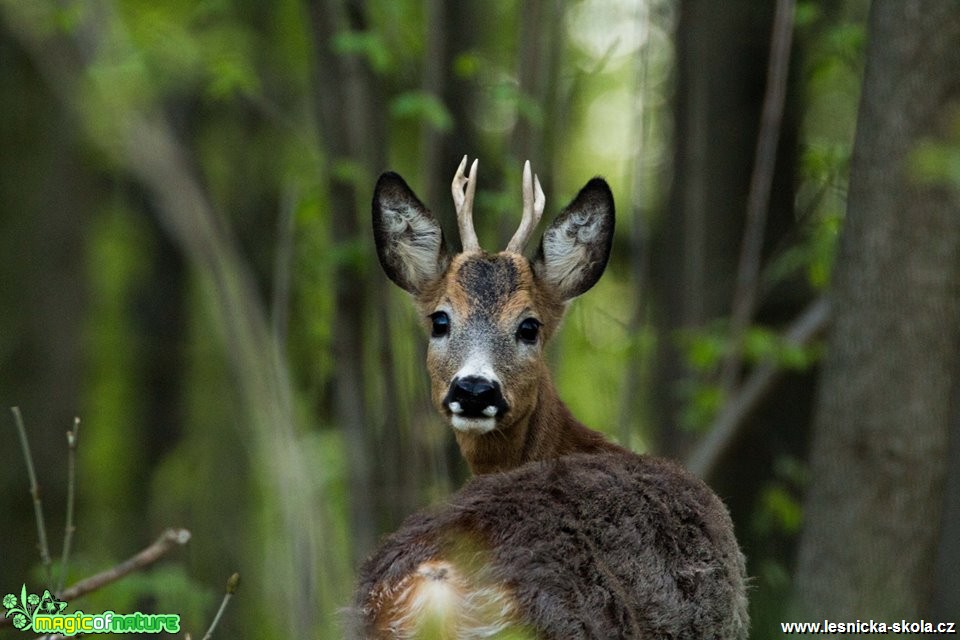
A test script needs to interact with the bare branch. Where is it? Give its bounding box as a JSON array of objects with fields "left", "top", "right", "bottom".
[
  {"left": 719, "top": 0, "right": 797, "bottom": 395},
  {"left": 10, "top": 407, "right": 53, "bottom": 586},
  {"left": 58, "top": 528, "right": 191, "bottom": 602},
  {"left": 1, "top": 529, "right": 191, "bottom": 630},
  {"left": 687, "top": 297, "right": 830, "bottom": 480},
  {"left": 200, "top": 573, "right": 240, "bottom": 640},
  {"left": 58, "top": 417, "right": 81, "bottom": 593}
]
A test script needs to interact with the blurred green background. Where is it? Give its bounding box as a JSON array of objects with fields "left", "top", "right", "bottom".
[{"left": 2, "top": 0, "right": 955, "bottom": 638}]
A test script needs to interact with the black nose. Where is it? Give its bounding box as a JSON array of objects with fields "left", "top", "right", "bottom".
[{"left": 445, "top": 376, "right": 508, "bottom": 419}]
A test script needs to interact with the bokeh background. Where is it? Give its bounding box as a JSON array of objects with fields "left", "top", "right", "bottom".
[{"left": 1, "top": 0, "right": 958, "bottom": 637}]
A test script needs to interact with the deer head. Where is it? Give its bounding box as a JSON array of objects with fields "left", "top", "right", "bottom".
[{"left": 373, "top": 157, "right": 617, "bottom": 473}]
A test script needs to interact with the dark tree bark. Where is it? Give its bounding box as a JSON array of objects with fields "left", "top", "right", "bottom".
[
  {"left": 0, "top": 32, "right": 89, "bottom": 589},
  {"left": 793, "top": 0, "right": 960, "bottom": 620},
  {"left": 931, "top": 402, "right": 960, "bottom": 620}
]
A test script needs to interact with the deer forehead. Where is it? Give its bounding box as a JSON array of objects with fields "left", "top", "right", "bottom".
[{"left": 436, "top": 253, "right": 548, "bottom": 323}]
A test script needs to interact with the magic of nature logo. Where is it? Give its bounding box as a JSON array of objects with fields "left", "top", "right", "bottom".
[{"left": 3, "top": 585, "right": 180, "bottom": 635}]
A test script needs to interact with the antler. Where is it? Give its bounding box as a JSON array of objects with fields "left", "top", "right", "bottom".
[
  {"left": 451, "top": 155, "right": 480, "bottom": 252},
  {"left": 505, "top": 160, "right": 545, "bottom": 254}
]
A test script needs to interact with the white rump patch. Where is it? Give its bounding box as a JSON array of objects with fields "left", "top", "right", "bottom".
[{"left": 383, "top": 560, "right": 521, "bottom": 639}]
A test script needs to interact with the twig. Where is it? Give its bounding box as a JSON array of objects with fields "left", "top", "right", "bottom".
[
  {"left": 2, "top": 527, "right": 187, "bottom": 628},
  {"left": 200, "top": 573, "right": 240, "bottom": 640},
  {"left": 0, "top": 529, "right": 191, "bottom": 630},
  {"left": 58, "top": 417, "right": 81, "bottom": 593},
  {"left": 719, "top": 0, "right": 797, "bottom": 396},
  {"left": 687, "top": 297, "right": 830, "bottom": 480},
  {"left": 57, "top": 528, "right": 191, "bottom": 601},
  {"left": 10, "top": 407, "right": 53, "bottom": 586}
]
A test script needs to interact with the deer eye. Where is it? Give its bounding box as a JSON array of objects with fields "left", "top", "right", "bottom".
[
  {"left": 516, "top": 318, "right": 541, "bottom": 344},
  {"left": 429, "top": 311, "right": 451, "bottom": 338}
]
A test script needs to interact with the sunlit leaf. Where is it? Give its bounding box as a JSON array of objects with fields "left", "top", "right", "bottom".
[
  {"left": 333, "top": 30, "right": 393, "bottom": 74},
  {"left": 390, "top": 91, "right": 453, "bottom": 132}
]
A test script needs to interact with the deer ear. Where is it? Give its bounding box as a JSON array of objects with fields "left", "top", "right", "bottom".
[
  {"left": 373, "top": 172, "right": 449, "bottom": 294},
  {"left": 533, "top": 178, "right": 615, "bottom": 301}
]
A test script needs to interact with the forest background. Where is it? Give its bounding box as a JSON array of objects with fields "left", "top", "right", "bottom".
[{"left": 1, "top": 0, "right": 958, "bottom": 637}]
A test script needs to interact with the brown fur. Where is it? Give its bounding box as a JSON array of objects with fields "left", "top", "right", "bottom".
[
  {"left": 352, "top": 452, "right": 749, "bottom": 639},
  {"left": 452, "top": 367, "right": 625, "bottom": 474}
]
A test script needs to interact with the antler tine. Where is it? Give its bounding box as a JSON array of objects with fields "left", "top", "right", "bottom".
[
  {"left": 506, "top": 160, "right": 546, "bottom": 254},
  {"left": 451, "top": 155, "right": 480, "bottom": 252}
]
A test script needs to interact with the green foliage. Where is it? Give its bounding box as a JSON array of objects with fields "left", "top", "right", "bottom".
[
  {"left": 910, "top": 111, "right": 960, "bottom": 189},
  {"left": 747, "top": 454, "right": 810, "bottom": 633},
  {"left": 676, "top": 325, "right": 823, "bottom": 430},
  {"left": 390, "top": 91, "right": 454, "bottom": 131},
  {"left": 333, "top": 30, "right": 393, "bottom": 74},
  {"left": 113, "top": 565, "right": 215, "bottom": 633},
  {"left": 453, "top": 51, "right": 483, "bottom": 79},
  {"left": 678, "top": 381, "right": 724, "bottom": 433}
]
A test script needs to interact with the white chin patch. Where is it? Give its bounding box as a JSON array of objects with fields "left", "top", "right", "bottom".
[{"left": 450, "top": 416, "right": 497, "bottom": 434}]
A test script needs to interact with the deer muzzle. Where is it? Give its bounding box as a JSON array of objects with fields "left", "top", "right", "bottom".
[{"left": 444, "top": 375, "right": 509, "bottom": 432}]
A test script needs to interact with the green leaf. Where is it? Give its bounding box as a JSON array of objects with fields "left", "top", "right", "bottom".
[
  {"left": 389, "top": 91, "right": 453, "bottom": 131},
  {"left": 332, "top": 30, "right": 393, "bottom": 74},
  {"left": 679, "top": 331, "right": 727, "bottom": 372},
  {"left": 453, "top": 52, "right": 482, "bottom": 78},
  {"left": 794, "top": 2, "right": 822, "bottom": 29},
  {"left": 744, "top": 327, "right": 778, "bottom": 362},
  {"left": 910, "top": 139, "right": 960, "bottom": 188},
  {"left": 679, "top": 383, "right": 724, "bottom": 431},
  {"left": 759, "top": 485, "right": 803, "bottom": 534}
]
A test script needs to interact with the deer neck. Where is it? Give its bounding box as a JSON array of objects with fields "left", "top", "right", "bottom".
[{"left": 453, "top": 372, "right": 618, "bottom": 475}]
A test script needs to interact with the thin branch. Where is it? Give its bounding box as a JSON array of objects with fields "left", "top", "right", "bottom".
[
  {"left": 10, "top": 407, "right": 53, "bottom": 586},
  {"left": 200, "top": 573, "right": 240, "bottom": 640},
  {"left": 58, "top": 417, "right": 81, "bottom": 593},
  {"left": 719, "top": 0, "right": 797, "bottom": 396},
  {"left": 687, "top": 297, "right": 830, "bottom": 480},
  {"left": 1, "top": 529, "right": 191, "bottom": 629},
  {"left": 58, "top": 528, "right": 191, "bottom": 601}
]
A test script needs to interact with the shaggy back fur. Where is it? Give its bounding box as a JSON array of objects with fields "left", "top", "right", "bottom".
[{"left": 353, "top": 452, "right": 749, "bottom": 639}]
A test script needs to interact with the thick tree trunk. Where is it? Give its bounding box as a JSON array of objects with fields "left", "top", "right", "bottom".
[{"left": 793, "top": 0, "right": 960, "bottom": 620}]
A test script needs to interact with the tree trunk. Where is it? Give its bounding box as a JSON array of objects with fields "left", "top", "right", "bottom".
[{"left": 793, "top": 0, "right": 960, "bottom": 620}]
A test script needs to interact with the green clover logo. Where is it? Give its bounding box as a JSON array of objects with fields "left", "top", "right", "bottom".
[
  {"left": 38, "top": 590, "right": 67, "bottom": 615},
  {"left": 2, "top": 585, "right": 66, "bottom": 632}
]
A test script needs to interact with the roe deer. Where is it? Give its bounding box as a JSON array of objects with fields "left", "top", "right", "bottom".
[{"left": 353, "top": 158, "right": 749, "bottom": 639}]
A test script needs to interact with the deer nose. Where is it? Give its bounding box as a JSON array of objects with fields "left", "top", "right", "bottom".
[{"left": 445, "top": 376, "right": 507, "bottom": 419}]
